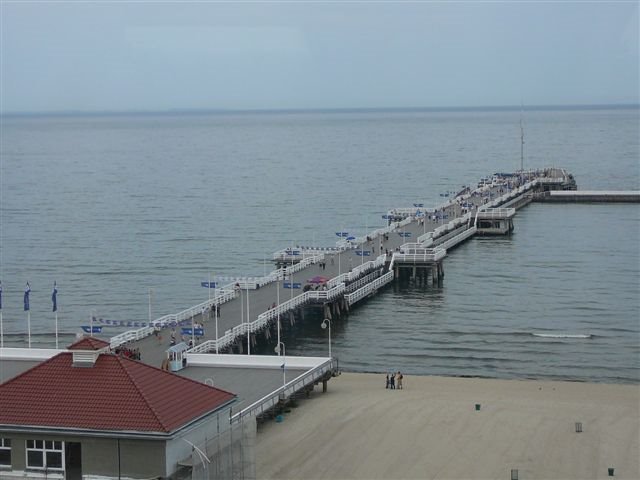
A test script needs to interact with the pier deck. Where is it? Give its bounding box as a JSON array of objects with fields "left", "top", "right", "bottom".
[
  {"left": 112, "top": 168, "right": 577, "bottom": 370},
  {"left": 535, "top": 190, "right": 640, "bottom": 202}
]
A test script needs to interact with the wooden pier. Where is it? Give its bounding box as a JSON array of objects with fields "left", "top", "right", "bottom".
[{"left": 111, "top": 167, "right": 586, "bottom": 366}]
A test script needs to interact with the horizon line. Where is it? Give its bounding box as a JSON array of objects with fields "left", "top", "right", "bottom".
[{"left": 1, "top": 102, "right": 638, "bottom": 118}]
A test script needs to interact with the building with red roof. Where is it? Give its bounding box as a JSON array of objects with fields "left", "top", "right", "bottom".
[{"left": 0, "top": 349, "right": 236, "bottom": 479}]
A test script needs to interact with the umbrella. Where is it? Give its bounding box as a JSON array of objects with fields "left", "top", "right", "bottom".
[{"left": 308, "top": 275, "right": 330, "bottom": 284}]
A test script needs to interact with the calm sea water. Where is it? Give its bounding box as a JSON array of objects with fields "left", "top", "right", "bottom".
[{"left": 1, "top": 107, "right": 638, "bottom": 383}]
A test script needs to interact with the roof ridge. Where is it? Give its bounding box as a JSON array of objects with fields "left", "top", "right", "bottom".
[{"left": 115, "top": 356, "right": 171, "bottom": 432}]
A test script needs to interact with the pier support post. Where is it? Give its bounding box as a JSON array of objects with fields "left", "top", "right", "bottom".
[{"left": 322, "top": 379, "right": 328, "bottom": 393}]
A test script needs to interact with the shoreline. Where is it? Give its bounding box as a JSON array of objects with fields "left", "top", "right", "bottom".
[
  {"left": 338, "top": 369, "right": 640, "bottom": 386},
  {"left": 256, "top": 372, "right": 640, "bottom": 480}
]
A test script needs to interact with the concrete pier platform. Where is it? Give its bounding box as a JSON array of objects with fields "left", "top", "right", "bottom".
[{"left": 535, "top": 190, "right": 640, "bottom": 202}]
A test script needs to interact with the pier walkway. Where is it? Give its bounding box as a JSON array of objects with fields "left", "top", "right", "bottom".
[
  {"left": 534, "top": 190, "right": 640, "bottom": 203},
  {"left": 112, "top": 167, "right": 578, "bottom": 371}
]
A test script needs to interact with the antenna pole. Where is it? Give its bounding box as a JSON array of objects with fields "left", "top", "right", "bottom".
[{"left": 520, "top": 106, "right": 525, "bottom": 172}]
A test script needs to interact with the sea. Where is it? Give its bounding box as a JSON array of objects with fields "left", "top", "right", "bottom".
[{"left": 1, "top": 106, "right": 638, "bottom": 384}]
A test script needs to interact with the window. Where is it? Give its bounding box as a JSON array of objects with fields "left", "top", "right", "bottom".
[
  {"left": 0, "top": 438, "right": 10, "bottom": 467},
  {"left": 26, "top": 440, "right": 64, "bottom": 471}
]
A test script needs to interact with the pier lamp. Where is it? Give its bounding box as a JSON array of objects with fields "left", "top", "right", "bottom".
[
  {"left": 321, "top": 318, "right": 332, "bottom": 358},
  {"left": 275, "top": 342, "right": 286, "bottom": 390}
]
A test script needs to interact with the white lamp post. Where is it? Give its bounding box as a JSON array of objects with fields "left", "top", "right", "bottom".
[
  {"left": 275, "top": 341, "right": 286, "bottom": 390},
  {"left": 276, "top": 274, "right": 281, "bottom": 354},
  {"left": 321, "top": 318, "right": 332, "bottom": 358},
  {"left": 214, "top": 285, "right": 218, "bottom": 354}
]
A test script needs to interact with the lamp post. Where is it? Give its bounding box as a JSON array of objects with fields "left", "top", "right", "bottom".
[
  {"left": 321, "top": 318, "right": 332, "bottom": 358},
  {"left": 214, "top": 285, "right": 218, "bottom": 354},
  {"left": 246, "top": 286, "right": 250, "bottom": 356},
  {"left": 276, "top": 273, "right": 281, "bottom": 355},
  {"left": 275, "top": 341, "right": 286, "bottom": 390}
]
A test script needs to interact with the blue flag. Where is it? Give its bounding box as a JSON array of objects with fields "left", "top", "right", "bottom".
[
  {"left": 24, "top": 282, "right": 30, "bottom": 311},
  {"left": 52, "top": 282, "right": 58, "bottom": 312}
]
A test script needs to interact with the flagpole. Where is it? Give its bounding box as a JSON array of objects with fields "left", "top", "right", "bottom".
[
  {"left": 51, "top": 282, "right": 58, "bottom": 348},
  {"left": 0, "top": 281, "right": 3, "bottom": 348},
  {"left": 90, "top": 312, "right": 93, "bottom": 337},
  {"left": 25, "top": 282, "right": 31, "bottom": 348}
]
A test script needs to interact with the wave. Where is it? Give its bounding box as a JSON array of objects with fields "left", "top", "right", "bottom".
[{"left": 532, "top": 333, "right": 593, "bottom": 339}]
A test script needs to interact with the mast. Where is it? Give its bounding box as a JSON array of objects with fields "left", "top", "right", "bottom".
[{"left": 520, "top": 105, "right": 525, "bottom": 173}]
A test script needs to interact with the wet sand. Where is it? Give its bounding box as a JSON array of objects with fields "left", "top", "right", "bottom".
[{"left": 256, "top": 372, "right": 640, "bottom": 480}]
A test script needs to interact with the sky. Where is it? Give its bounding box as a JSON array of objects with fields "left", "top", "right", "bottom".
[{"left": 0, "top": 1, "right": 638, "bottom": 113}]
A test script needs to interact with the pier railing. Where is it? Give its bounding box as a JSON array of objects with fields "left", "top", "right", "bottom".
[
  {"left": 477, "top": 208, "right": 516, "bottom": 219},
  {"left": 230, "top": 358, "right": 337, "bottom": 424},
  {"left": 110, "top": 288, "right": 239, "bottom": 348},
  {"left": 389, "top": 247, "right": 447, "bottom": 268},
  {"left": 346, "top": 270, "right": 382, "bottom": 293},
  {"left": 438, "top": 226, "right": 477, "bottom": 250},
  {"left": 345, "top": 271, "right": 394, "bottom": 306},
  {"left": 189, "top": 283, "right": 347, "bottom": 354}
]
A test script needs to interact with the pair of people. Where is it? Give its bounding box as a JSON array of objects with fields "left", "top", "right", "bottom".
[{"left": 385, "top": 371, "right": 404, "bottom": 390}]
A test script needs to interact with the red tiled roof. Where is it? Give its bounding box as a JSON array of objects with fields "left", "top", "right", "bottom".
[
  {"left": 67, "top": 337, "right": 110, "bottom": 350},
  {"left": 0, "top": 353, "right": 235, "bottom": 434}
]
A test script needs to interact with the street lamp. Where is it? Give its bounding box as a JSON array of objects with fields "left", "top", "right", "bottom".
[
  {"left": 321, "top": 318, "right": 332, "bottom": 358},
  {"left": 275, "top": 341, "right": 286, "bottom": 390}
]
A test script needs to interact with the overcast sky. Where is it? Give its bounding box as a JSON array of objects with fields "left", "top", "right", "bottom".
[{"left": 1, "top": 1, "right": 638, "bottom": 113}]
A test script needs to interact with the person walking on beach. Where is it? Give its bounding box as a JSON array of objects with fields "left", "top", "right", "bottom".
[
  {"left": 390, "top": 373, "right": 396, "bottom": 390},
  {"left": 397, "top": 371, "right": 403, "bottom": 390},
  {"left": 385, "top": 373, "right": 390, "bottom": 389}
]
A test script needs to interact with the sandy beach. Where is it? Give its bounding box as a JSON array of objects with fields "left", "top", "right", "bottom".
[{"left": 255, "top": 373, "right": 640, "bottom": 480}]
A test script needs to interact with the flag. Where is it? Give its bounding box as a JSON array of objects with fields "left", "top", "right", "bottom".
[
  {"left": 52, "top": 282, "right": 58, "bottom": 312},
  {"left": 24, "top": 282, "right": 30, "bottom": 311}
]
